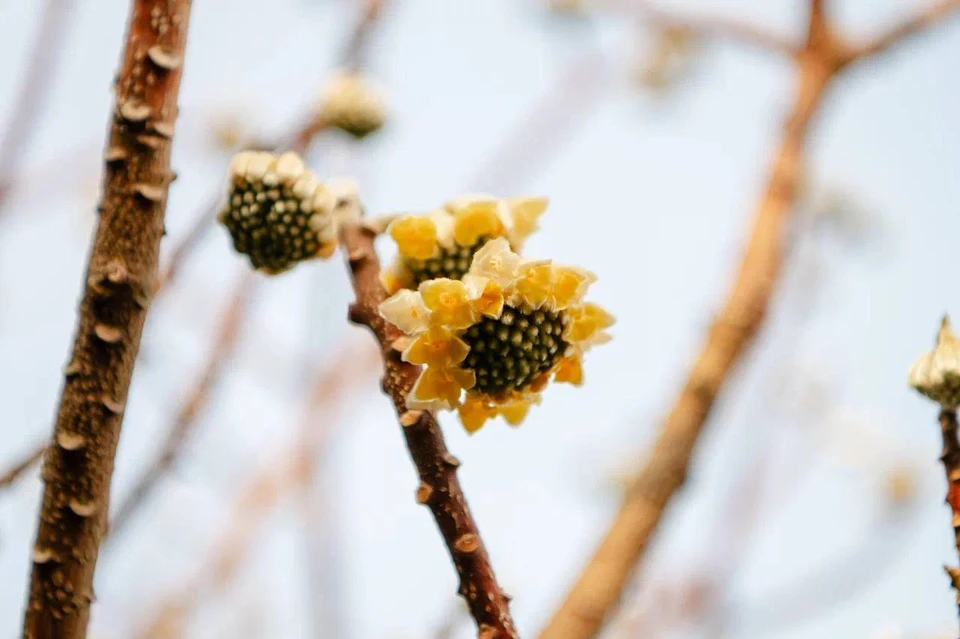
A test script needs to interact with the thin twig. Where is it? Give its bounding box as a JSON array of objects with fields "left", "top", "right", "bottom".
[
  {"left": 341, "top": 222, "right": 518, "bottom": 638},
  {"left": 538, "top": 1, "right": 960, "bottom": 636},
  {"left": 601, "top": 0, "right": 796, "bottom": 56},
  {"left": 845, "top": 0, "right": 960, "bottom": 62},
  {"left": 106, "top": 272, "right": 257, "bottom": 542},
  {"left": 137, "top": 343, "right": 371, "bottom": 639},
  {"left": 0, "top": 446, "right": 45, "bottom": 490},
  {"left": 940, "top": 409, "right": 960, "bottom": 623},
  {"left": 157, "top": 0, "right": 387, "bottom": 294},
  {"left": 0, "top": 0, "right": 75, "bottom": 211},
  {"left": 23, "top": 1, "right": 193, "bottom": 636}
]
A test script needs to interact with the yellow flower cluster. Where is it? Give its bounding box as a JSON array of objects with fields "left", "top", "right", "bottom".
[
  {"left": 379, "top": 239, "right": 613, "bottom": 432},
  {"left": 380, "top": 195, "right": 547, "bottom": 294},
  {"left": 218, "top": 151, "right": 343, "bottom": 274}
]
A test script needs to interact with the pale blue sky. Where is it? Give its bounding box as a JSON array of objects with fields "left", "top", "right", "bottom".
[{"left": 0, "top": 1, "right": 958, "bottom": 638}]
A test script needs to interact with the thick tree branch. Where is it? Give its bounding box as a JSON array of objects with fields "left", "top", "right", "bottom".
[
  {"left": 540, "top": 1, "right": 960, "bottom": 636},
  {"left": 845, "top": 0, "right": 960, "bottom": 63},
  {"left": 340, "top": 222, "right": 518, "bottom": 639},
  {"left": 22, "top": 1, "right": 192, "bottom": 636},
  {"left": 157, "top": 0, "right": 386, "bottom": 293},
  {"left": 0, "top": 0, "right": 74, "bottom": 211},
  {"left": 940, "top": 409, "right": 960, "bottom": 622},
  {"left": 107, "top": 272, "right": 256, "bottom": 541}
]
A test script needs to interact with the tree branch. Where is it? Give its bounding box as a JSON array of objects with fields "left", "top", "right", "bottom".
[
  {"left": 940, "top": 409, "right": 960, "bottom": 623},
  {"left": 845, "top": 0, "right": 960, "bottom": 63},
  {"left": 539, "top": 0, "right": 960, "bottom": 634},
  {"left": 538, "top": 27, "right": 837, "bottom": 639},
  {"left": 0, "top": 0, "right": 75, "bottom": 212},
  {"left": 0, "top": 446, "right": 45, "bottom": 491},
  {"left": 340, "top": 222, "right": 518, "bottom": 639},
  {"left": 22, "top": 1, "right": 193, "bottom": 636},
  {"left": 603, "top": 0, "right": 796, "bottom": 56},
  {"left": 106, "top": 272, "right": 256, "bottom": 542}
]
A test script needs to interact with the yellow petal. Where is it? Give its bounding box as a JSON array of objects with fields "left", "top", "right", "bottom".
[
  {"left": 458, "top": 398, "right": 497, "bottom": 433},
  {"left": 379, "top": 260, "right": 413, "bottom": 294},
  {"left": 566, "top": 302, "right": 615, "bottom": 343},
  {"left": 468, "top": 237, "right": 520, "bottom": 287},
  {"left": 453, "top": 202, "right": 504, "bottom": 247},
  {"left": 452, "top": 367, "right": 477, "bottom": 391},
  {"left": 514, "top": 260, "right": 554, "bottom": 309},
  {"left": 378, "top": 290, "right": 430, "bottom": 335},
  {"left": 553, "top": 355, "right": 584, "bottom": 386},
  {"left": 403, "top": 326, "right": 470, "bottom": 368},
  {"left": 464, "top": 274, "right": 505, "bottom": 319},
  {"left": 499, "top": 400, "right": 532, "bottom": 426},
  {"left": 419, "top": 279, "right": 476, "bottom": 330},
  {"left": 506, "top": 197, "right": 548, "bottom": 245},
  {"left": 410, "top": 368, "right": 463, "bottom": 409},
  {"left": 551, "top": 266, "right": 595, "bottom": 310},
  {"left": 390, "top": 216, "right": 438, "bottom": 260}
]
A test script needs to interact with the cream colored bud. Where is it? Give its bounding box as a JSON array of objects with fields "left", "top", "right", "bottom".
[
  {"left": 909, "top": 316, "right": 960, "bottom": 408},
  {"left": 318, "top": 72, "right": 387, "bottom": 139}
]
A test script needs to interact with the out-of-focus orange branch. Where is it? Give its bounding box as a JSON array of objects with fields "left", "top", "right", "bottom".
[
  {"left": 0, "top": 0, "right": 74, "bottom": 212},
  {"left": 538, "top": 2, "right": 960, "bottom": 638},
  {"left": 845, "top": 0, "right": 960, "bottom": 62},
  {"left": 0, "top": 445, "right": 45, "bottom": 491},
  {"left": 136, "top": 342, "right": 376, "bottom": 639}
]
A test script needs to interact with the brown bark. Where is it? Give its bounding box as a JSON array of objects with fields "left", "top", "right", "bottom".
[
  {"left": 341, "top": 222, "right": 518, "bottom": 639},
  {"left": 940, "top": 409, "right": 960, "bottom": 623},
  {"left": 539, "top": 3, "right": 960, "bottom": 638},
  {"left": 22, "top": 2, "right": 192, "bottom": 637}
]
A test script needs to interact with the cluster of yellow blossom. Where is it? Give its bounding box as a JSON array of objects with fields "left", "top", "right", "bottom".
[
  {"left": 379, "top": 238, "right": 613, "bottom": 432},
  {"left": 218, "top": 151, "right": 343, "bottom": 274},
  {"left": 380, "top": 194, "right": 547, "bottom": 293}
]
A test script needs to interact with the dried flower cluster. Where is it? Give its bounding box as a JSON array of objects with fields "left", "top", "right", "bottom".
[
  {"left": 380, "top": 194, "right": 546, "bottom": 293},
  {"left": 317, "top": 71, "right": 386, "bottom": 139},
  {"left": 218, "top": 151, "right": 341, "bottom": 274},
  {"left": 909, "top": 316, "right": 960, "bottom": 409},
  {"left": 380, "top": 238, "right": 612, "bottom": 432}
]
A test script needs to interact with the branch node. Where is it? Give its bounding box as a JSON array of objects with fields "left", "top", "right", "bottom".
[
  {"left": 455, "top": 533, "right": 480, "bottom": 554},
  {"left": 56, "top": 431, "right": 87, "bottom": 451},
  {"left": 93, "top": 324, "right": 123, "bottom": 343},
  {"left": 68, "top": 498, "right": 98, "bottom": 518},
  {"left": 415, "top": 482, "right": 434, "bottom": 504}
]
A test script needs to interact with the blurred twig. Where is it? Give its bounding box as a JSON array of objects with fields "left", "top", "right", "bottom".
[
  {"left": 157, "top": 0, "right": 388, "bottom": 294},
  {"left": 0, "top": 445, "right": 44, "bottom": 491},
  {"left": 538, "top": 2, "right": 960, "bottom": 637},
  {"left": 0, "top": 0, "right": 74, "bottom": 212},
  {"left": 845, "top": 0, "right": 960, "bottom": 62},
  {"left": 106, "top": 272, "right": 258, "bottom": 543},
  {"left": 137, "top": 342, "right": 373, "bottom": 638}
]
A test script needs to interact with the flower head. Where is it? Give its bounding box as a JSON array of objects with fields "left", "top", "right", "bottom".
[
  {"left": 379, "top": 238, "right": 612, "bottom": 432},
  {"left": 380, "top": 195, "right": 548, "bottom": 294},
  {"left": 218, "top": 150, "right": 340, "bottom": 274},
  {"left": 318, "top": 71, "right": 387, "bottom": 139},
  {"left": 909, "top": 316, "right": 960, "bottom": 409}
]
